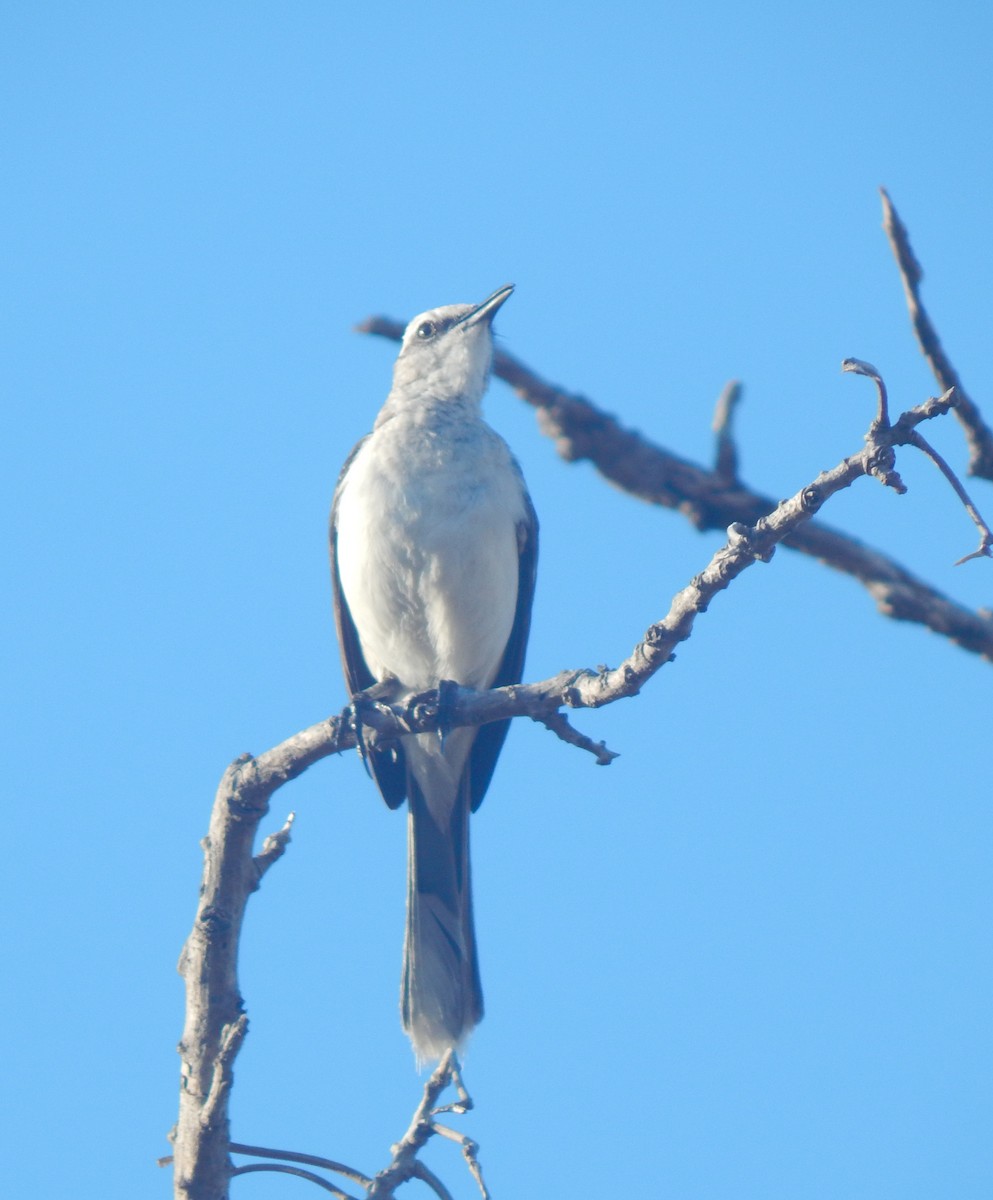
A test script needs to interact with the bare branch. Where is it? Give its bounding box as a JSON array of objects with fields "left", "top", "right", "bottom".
[
  {"left": 358, "top": 320, "right": 993, "bottom": 663},
  {"left": 880, "top": 187, "right": 993, "bottom": 479},
  {"left": 901, "top": 429, "right": 993, "bottom": 565},
  {"left": 534, "top": 709, "right": 619, "bottom": 764},
  {"left": 411, "top": 1163, "right": 457, "bottom": 1200},
  {"left": 230, "top": 1163, "right": 357, "bottom": 1196},
  {"left": 229, "top": 1143, "right": 371, "bottom": 1188}
]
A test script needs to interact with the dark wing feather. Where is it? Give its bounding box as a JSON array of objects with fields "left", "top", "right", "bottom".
[
  {"left": 330, "top": 439, "right": 407, "bottom": 809},
  {"left": 467, "top": 484, "right": 539, "bottom": 812}
]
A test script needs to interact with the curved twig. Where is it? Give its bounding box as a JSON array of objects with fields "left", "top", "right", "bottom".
[
  {"left": 229, "top": 1142, "right": 371, "bottom": 1187},
  {"left": 902, "top": 429, "right": 993, "bottom": 564},
  {"left": 410, "top": 1162, "right": 457, "bottom": 1200},
  {"left": 230, "top": 1163, "right": 357, "bottom": 1197}
]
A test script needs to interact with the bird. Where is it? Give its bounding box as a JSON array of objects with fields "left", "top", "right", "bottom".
[{"left": 330, "top": 284, "right": 538, "bottom": 1063}]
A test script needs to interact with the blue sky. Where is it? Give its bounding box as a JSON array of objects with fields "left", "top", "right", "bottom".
[{"left": 3, "top": 4, "right": 991, "bottom": 1197}]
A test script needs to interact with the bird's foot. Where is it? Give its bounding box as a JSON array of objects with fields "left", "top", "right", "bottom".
[
  {"left": 350, "top": 678, "right": 401, "bottom": 774},
  {"left": 403, "top": 679, "right": 459, "bottom": 749}
]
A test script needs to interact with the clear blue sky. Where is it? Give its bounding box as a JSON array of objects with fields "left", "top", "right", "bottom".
[{"left": 3, "top": 4, "right": 991, "bottom": 1197}]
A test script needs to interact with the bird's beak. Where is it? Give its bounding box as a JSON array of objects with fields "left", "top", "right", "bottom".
[{"left": 458, "top": 284, "right": 514, "bottom": 329}]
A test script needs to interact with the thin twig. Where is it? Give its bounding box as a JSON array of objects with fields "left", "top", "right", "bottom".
[
  {"left": 880, "top": 187, "right": 993, "bottom": 479},
  {"left": 842, "top": 357, "right": 890, "bottom": 430},
  {"left": 841, "top": 358, "right": 904, "bottom": 491},
  {"left": 536, "top": 709, "right": 619, "bottom": 764},
  {"left": 411, "top": 1162, "right": 457, "bottom": 1200},
  {"left": 461, "top": 1141, "right": 490, "bottom": 1200},
  {"left": 229, "top": 1142, "right": 371, "bottom": 1187},
  {"left": 902, "top": 430, "right": 993, "bottom": 564},
  {"left": 230, "top": 1162, "right": 358, "bottom": 1197}
]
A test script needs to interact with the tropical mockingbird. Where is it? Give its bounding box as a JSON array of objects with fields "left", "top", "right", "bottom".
[{"left": 330, "top": 284, "right": 538, "bottom": 1062}]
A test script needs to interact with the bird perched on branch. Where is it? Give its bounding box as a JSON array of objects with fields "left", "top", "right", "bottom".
[{"left": 330, "top": 285, "right": 538, "bottom": 1063}]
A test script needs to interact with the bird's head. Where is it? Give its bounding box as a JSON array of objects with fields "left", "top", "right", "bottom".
[{"left": 391, "top": 284, "right": 514, "bottom": 405}]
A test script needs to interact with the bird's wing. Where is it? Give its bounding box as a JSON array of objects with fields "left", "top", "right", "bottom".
[
  {"left": 330, "top": 438, "right": 407, "bottom": 809},
  {"left": 467, "top": 481, "right": 539, "bottom": 812}
]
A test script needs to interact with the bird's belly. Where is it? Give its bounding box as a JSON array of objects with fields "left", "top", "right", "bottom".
[{"left": 337, "top": 461, "right": 522, "bottom": 691}]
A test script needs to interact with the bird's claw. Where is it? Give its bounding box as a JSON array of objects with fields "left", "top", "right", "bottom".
[
  {"left": 350, "top": 679, "right": 400, "bottom": 775},
  {"left": 436, "top": 679, "right": 459, "bottom": 750}
]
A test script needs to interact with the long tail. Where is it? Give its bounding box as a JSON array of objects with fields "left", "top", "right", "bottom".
[{"left": 401, "top": 752, "right": 482, "bottom": 1064}]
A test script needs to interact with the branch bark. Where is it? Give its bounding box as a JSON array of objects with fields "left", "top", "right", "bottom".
[{"left": 171, "top": 766, "right": 293, "bottom": 1200}]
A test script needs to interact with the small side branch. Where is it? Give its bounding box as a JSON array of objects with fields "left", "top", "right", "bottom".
[
  {"left": 253, "top": 812, "right": 295, "bottom": 879},
  {"left": 842, "top": 359, "right": 904, "bottom": 491},
  {"left": 842, "top": 357, "right": 890, "bottom": 431},
  {"left": 199, "top": 1015, "right": 248, "bottom": 1133},
  {"left": 902, "top": 429, "right": 993, "bottom": 564},
  {"left": 535, "top": 709, "right": 619, "bottom": 764},
  {"left": 230, "top": 1143, "right": 370, "bottom": 1189},
  {"left": 839, "top": 364, "right": 993, "bottom": 564},
  {"left": 880, "top": 187, "right": 993, "bottom": 479},
  {"left": 230, "top": 1163, "right": 356, "bottom": 1197}
]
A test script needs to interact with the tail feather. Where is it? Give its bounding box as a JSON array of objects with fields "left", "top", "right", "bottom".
[{"left": 401, "top": 759, "right": 482, "bottom": 1063}]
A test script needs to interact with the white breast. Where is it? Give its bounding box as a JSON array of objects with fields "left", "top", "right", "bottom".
[{"left": 335, "top": 411, "right": 526, "bottom": 692}]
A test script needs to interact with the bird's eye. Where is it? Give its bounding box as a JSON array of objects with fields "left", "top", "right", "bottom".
[{"left": 416, "top": 321, "right": 436, "bottom": 340}]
